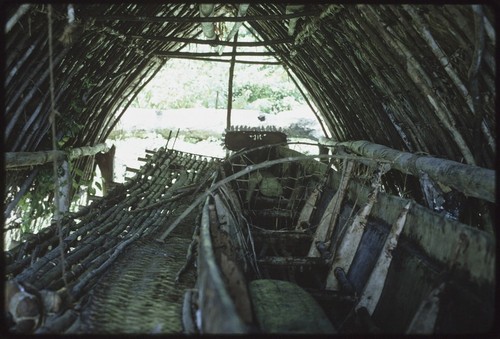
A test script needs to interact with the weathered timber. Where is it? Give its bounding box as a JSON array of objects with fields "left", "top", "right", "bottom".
[
  {"left": 406, "top": 282, "right": 446, "bottom": 334},
  {"left": 5, "top": 144, "right": 109, "bottom": 169},
  {"left": 308, "top": 160, "right": 354, "bottom": 256},
  {"left": 344, "top": 167, "right": 495, "bottom": 285},
  {"left": 94, "top": 144, "right": 116, "bottom": 196},
  {"left": 198, "top": 199, "right": 247, "bottom": 333},
  {"left": 182, "top": 289, "right": 197, "bottom": 334},
  {"left": 325, "top": 163, "right": 385, "bottom": 291},
  {"left": 320, "top": 138, "right": 495, "bottom": 202},
  {"left": 210, "top": 197, "right": 254, "bottom": 324},
  {"left": 356, "top": 201, "right": 411, "bottom": 314}
]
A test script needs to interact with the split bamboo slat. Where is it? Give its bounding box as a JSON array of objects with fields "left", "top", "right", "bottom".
[{"left": 6, "top": 146, "right": 221, "bottom": 333}]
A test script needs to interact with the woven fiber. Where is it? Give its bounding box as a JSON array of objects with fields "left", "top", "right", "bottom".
[{"left": 81, "top": 235, "right": 196, "bottom": 334}]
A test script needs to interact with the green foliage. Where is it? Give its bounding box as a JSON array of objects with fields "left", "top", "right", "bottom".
[
  {"left": 156, "top": 128, "right": 173, "bottom": 139},
  {"left": 131, "top": 59, "right": 229, "bottom": 110},
  {"left": 16, "top": 168, "right": 54, "bottom": 233},
  {"left": 109, "top": 127, "right": 219, "bottom": 144},
  {"left": 109, "top": 128, "right": 150, "bottom": 140},
  {"left": 13, "top": 161, "right": 100, "bottom": 233},
  {"left": 129, "top": 129, "right": 150, "bottom": 139},
  {"left": 131, "top": 55, "right": 304, "bottom": 113},
  {"left": 181, "top": 130, "right": 219, "bottom": 143},
  {"left": 108, "top": 128, "right": 127, "bottom": 140}
]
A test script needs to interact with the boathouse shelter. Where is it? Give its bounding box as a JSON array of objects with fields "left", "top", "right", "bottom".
[{"left": 3, "top": 3, "right": 496, "bottom": 335}]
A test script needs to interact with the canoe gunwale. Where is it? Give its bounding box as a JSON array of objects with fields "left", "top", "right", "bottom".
[{"left": 196, "top": 197, "right": 247, "bottom": 334}]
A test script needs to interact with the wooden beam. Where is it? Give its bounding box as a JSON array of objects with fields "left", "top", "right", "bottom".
[
  {"left": 90, "top": 10, "right": 320, "bottom": 23},
  {"left": 158, "top": 55, "right": 280, "bottom": 65},
  {"left": 319, "top": 138, "right": 495, "bottom": 202},
  {"left": 130, "top": 35, "right": 292, "bottom": 47},
  {"left": 154, "top": 51, "right": 273, "bottom": 58},
  {"left": 5, "top": 143, "right": 109, "bottom": 170}
]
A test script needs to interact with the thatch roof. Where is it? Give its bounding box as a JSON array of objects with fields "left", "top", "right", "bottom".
[{"left": 3, "top": 4, "right": 496, "bottom": 222}]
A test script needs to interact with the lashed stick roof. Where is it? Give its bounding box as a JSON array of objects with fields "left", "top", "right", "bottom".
[{"left": 3, "top": 3, "right": 496, "bottom": 219}]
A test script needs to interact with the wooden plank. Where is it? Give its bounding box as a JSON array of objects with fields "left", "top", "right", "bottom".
[
  {"left": 356, "top": 202, "right": 411, "bottom": 314},
  {"left": 345, "top": 177, "right": 495, "bottom": 285},
  {"left": 325, "top": 163, "right": 386, "bottom": 291},
  {"left": 308, "top": 160, "right": 354, "bottom": 256},
  {"left": 294, "top": 186, "right": 321, "bottom": 230}
]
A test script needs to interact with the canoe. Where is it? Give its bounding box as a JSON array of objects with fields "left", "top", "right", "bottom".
[
  {"left": 186, "top": 127, "right": 495, "bottom": 334},
  {"left": 4, "top": 127, "right": 494, "bottom": 334}
]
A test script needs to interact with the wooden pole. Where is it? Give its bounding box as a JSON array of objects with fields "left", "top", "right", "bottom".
[
  {"left": 156, "top": 54, "right": 279, "bottom": 65},
  {"left": 5, "top": 143, "right": 109, "bottom": 170},
  {"left": 227, "top": 32, "right": 238, "bottom": 132},
  {"left": 319, "top": 138, "right": 495, "bottom": 202},
  {"left": 155, "top": 51, "right": 272, "bottom": 58},
  {"left": 5, "top": 4, "right": 31, "bottom": 33},
  {"left": 130, "top": 35, "right": 292, "bottom": 47}
]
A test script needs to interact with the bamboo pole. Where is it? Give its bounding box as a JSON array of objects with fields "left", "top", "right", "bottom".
[
  {"left": 5, "top": 143, "right": 109, "bottom": 169},
  {"left": 320, "top": 138, "right": 495, "bottom": 202}
]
